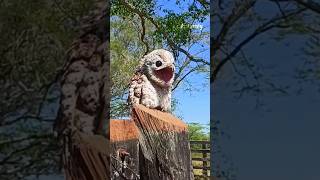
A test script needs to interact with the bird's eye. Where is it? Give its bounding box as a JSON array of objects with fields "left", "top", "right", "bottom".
[{"left": 155, "top": 61, "right": 162, "bottom": 67}]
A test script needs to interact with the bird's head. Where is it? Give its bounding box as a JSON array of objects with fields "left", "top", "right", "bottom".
[{"left": 140, "top": 49, "right": 175, "bottom": 88}]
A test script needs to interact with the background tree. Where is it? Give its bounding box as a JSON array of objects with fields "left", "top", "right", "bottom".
[
  {"left": 188, "top": 123, "right": 210, "bottom": 141},
  {"left": 110, "top": 0, "right": 210, "bottom": 118}
]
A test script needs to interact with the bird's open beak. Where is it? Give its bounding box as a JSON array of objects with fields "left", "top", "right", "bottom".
[{"left": 154, "top": 65, "right": 174, "bottom": 83}]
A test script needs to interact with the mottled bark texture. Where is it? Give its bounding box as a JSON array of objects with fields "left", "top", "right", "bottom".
[
  {"left": 132, "top": 104, "right": 194, "bottom": 180},
  {"left": 54, "top": 1, "right": 110, "bottom": 180},
  {"left": 63, "top": 131, "right": 110, "bottom": 179}
]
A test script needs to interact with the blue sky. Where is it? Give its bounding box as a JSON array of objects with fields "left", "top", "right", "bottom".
[
  {"left": 155, "top": 0, "right": 210, "bottom": 125},
  {"left": 214, "top": 35, "right": 320, "bottom": 179},
  {"left": 213, "top": 2, "right": 320, "bottom": 178},
  {"left": 174, "top": 73, "right": 210, "bottom": 125}
]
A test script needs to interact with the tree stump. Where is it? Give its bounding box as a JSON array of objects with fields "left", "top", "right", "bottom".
[{"left": 132, "top": 104, "right": 194, "bottom": 180}]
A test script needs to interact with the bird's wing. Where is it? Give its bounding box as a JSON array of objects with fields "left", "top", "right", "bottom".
[{"left": 128, "top": 72, "right": 144, "bottom": 105}]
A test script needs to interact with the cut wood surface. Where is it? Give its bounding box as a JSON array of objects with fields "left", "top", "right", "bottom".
[
  {"left": 110, "top": 119, "right": 139, "bottom": 142},
  {"left": 133, "top": 104, "right": 187, "bottom": 132},
  {"left": 132, "top": 104, "right": 194, "bottom": 180},
  {"left": 63, "top": 131, "right": 110, "bottom": 180}
]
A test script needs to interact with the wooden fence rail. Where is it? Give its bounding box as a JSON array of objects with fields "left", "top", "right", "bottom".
[{"left": 190, "top": 140, "right": 210, "bottom": 179}]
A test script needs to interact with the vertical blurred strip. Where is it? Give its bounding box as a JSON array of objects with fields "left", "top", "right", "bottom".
[
  {"left": 210, "top": 0, "right": 214, "bottom": 179},
  {"left": 95, "top": 0, "right": 111, "bottom": 139},
  {"left": 53, "top": 1, "right": 111, "bottom": 179}
]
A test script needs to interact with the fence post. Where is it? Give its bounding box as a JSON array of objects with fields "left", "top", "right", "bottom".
[{"left": 190, "top": 140, "right": 210, "bottom": 179}]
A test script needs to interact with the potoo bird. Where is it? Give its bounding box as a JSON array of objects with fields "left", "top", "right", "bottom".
[{"left": 128, "top": 49, "right": 175, "bottom": 112}]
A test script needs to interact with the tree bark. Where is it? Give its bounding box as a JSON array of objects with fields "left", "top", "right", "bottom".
[{"left": 132, "top": 104, "right": 194, "bottom": 180}]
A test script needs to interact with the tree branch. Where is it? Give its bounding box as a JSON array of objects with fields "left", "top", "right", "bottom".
[
  {"left": 295, "top": 0, "right": 320, "bottom": 14},
  {"left": 118, "top": 0, "right": 209, "bottom": 66},
  {"left": 138, "top": 14, "right": 150, "bottom": 55},
  {"left": 173, "top": 65, "right": 204, "bottom": 91},
  {"left": 212, "top": 8, "right": 306, "bottom": 84},
  {"left": 213, "top": 0, "right": 257, "bottom": 52}
]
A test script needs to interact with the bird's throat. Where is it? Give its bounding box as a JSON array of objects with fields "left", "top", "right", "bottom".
[{"left": 154, "top": 67, "right": 174, "bottom": 83}]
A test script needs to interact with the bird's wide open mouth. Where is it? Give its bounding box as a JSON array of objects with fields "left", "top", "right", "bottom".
[{"left": 154, "top": 66, "right": 174, "bottom": 83}]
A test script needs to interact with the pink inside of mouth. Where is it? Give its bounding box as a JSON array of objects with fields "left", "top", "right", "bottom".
[{"left": 154, "top": 67, "right": 174, "bottom": 83}]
